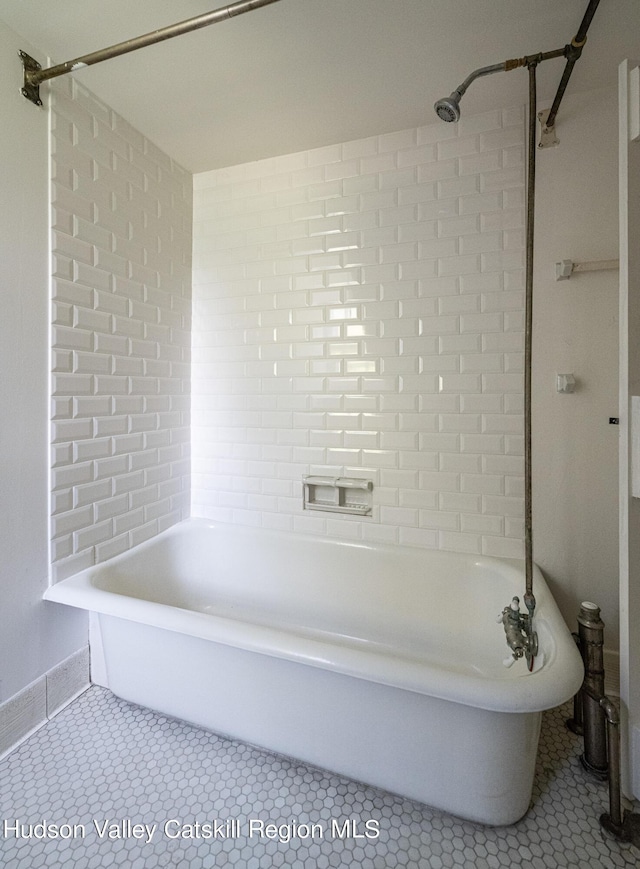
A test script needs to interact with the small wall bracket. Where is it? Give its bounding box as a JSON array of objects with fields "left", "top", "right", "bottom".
[
  {"left": 302, "top": 475, "right": 373, "bottom": 516},
  {"left": 19, "top": 51, "right": 43, "bottom": 107},
  {"left": 556, "top": 373, "right": 577, "bottom": 394},
  {"left": 538, "top": 109, "right": 559, "bottom": 149},
  {"left": 555, "top": 259, "right": 574, "bottom": 281},
  {"left": 555, "top": 258, "right": 619, "bottom": 280}
]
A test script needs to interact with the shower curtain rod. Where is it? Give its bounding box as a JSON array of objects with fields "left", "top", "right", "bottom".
[{"left": 20, "top": 0, "right": 283, "bottom": 106}]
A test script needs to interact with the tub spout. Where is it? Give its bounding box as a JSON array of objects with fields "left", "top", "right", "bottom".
[{"left": 500, "top": 596, "right": 538, "bottom": 669}]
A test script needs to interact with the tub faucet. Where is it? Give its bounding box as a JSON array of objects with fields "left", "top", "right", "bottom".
[{"left": 499, "top": 596, "right": 538, "bottom": 669}]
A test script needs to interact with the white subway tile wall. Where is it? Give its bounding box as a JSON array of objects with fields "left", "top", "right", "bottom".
[
  {"left": 50, "top": 79, "right": 192, "bottom": 581},
  {"left": 191, "top": 108, "right": 526, "bottom": 557}
]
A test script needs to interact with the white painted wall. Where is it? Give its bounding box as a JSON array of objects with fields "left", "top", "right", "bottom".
[
  {"left": 534, "top": 87, "right": 620, "bottom": 650},
  {"left": 0, "top": 17, "right": 192, "bottom": 709},
  {"left": 0, "top": 19, "right": 87, "bottom": 702}
]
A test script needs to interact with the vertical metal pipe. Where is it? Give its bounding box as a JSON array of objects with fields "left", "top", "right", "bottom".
[
  {"left": 598, "top": 697, "right": 640, "bottom": 844},
  {"left": 599, "top": 693, "right": 640, "bottom": 844},
  {"left": 599, "top": 698, "right": 624, "bottom": 831},
  {"left": 577, "top": 602, "right": 608, "bottom": 775},
  {"left": 571, "top": 605, "right": 640, "bottom": 843},
  {"left": 523, "top": 63, "right": 536, "bottom": 618},
  {"left": 566, "top": 633, "right": 584, "bottom": 734}
]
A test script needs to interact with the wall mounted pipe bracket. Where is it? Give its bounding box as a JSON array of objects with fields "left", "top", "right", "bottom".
[
  {"left": 537, "top": 109, "right": 559, "bottom": 148},
  {"left": 20, "top": 51, "right": 43, "bottom": 107}
]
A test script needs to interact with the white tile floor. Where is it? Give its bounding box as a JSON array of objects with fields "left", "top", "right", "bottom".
[{"left": 1, "top": 686, "right": 639, "bottom": 869}]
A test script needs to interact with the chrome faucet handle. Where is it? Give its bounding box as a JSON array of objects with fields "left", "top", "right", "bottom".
[{"left": 498, "top": 594, "right": 538, "bottom": 670}]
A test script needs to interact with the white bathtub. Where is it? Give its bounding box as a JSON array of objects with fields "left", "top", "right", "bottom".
[{"left": 44, "top": 518, "right": 583, "bottom": 825}]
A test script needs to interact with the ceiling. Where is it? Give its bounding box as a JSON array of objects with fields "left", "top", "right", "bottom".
[{"left": 2, "top": 0, "right": 639, "bottom": 173}]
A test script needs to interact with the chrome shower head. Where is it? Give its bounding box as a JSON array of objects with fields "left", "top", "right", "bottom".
[
  {"left": 434, "top": 92, "right": 462, "bottom": 123},
  {"left": 434, "top": 61, "right": 511, "bottom": 124}
]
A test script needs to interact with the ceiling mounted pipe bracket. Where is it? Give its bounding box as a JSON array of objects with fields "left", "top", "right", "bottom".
[{"left": 20, "top": 51, "right": 43, "bottom": 106}]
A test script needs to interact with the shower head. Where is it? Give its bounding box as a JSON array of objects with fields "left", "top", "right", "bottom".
[
  {"left": 434, "top": 92, "right": 462, "bottom": 123},
  {"left": 433, "top": 60, "right": 513, "bottom": 124}
]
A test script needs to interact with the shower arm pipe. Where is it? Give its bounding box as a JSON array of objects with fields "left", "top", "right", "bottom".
[
  {"left": 435, "top": 47, "right": 566, "bottom": 123},
  {"left": 20, "top": 0, "right": 283, "bottom": 106},
  {"left": 449, "top": 61, "right": 513, "bottom": 101},
  {"left": 451, "top": 47, "right": 567, "bottom": 101},
  {"left": 544, "top": 0, "right": 601, "bottom": 130}
]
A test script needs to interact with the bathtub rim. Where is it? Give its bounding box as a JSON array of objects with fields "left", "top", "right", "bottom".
[{"left": 43, "top": 518, "right": 584, "bottom": 715}]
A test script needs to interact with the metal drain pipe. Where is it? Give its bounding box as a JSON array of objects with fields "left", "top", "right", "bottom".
[
  {"left": 566, "top": 633, "right": 584, "bottom": 735},
  {"left": 576, "top": 602, "right": 608, "bottom": 777},
  {"left": 579, "top": 685, "right": 640, "bottom": 844},
  {"left": 570, "top": 602, "right": 640, "bottom": 846},
  {"left": 598, "top": 696, "right": 624, "bottom": 835}
]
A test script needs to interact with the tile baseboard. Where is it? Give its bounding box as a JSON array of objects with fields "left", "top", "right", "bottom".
[{"left": 0, "top": 646, "right": 89, "bottom": 759}]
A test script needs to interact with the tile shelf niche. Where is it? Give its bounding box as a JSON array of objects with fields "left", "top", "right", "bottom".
[{"left": 302, "top": 475, "right": 373, "bottom": 515}]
